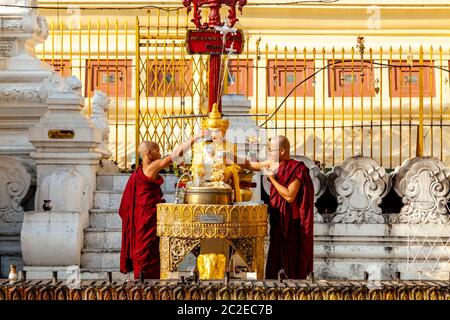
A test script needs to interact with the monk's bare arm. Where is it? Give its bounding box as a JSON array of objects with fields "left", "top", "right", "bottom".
[
  {"left": 146, "top": 140, "right": 193, "bottom": 175},
  {"left": 230, "top": 154, "right": 270, "bottom": 172},
  {"left": 268, "top": 176, "right": 301, "bottom": 203},
  {"left": 148, "top": 131, "right": 206, "bottom": 174}
]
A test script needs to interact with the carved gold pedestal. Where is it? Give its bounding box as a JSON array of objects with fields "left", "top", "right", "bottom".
[{"left": 157, "top": 203, "right": 268, "bottom": 279}]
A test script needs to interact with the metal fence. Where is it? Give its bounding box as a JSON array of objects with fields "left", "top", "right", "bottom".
[{"left": 36, "top": 8, "right": 450, "bottom": 169}]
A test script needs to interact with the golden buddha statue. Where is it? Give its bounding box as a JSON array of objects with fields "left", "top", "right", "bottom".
[{"left": 186, "top": 103, "right": 248, "bottom": 204}]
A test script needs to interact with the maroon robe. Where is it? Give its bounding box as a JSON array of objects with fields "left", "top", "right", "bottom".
[
  {"left": 265, "top": 159, "right": 315, "bottom": 279},
  {"left": 119, "top": 167, "right": 165, "bottom": 279}
]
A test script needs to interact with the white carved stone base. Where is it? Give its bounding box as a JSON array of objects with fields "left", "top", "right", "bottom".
[
  {"left": 21, "top": 211, "right": 86, "bottom": 266},
  {"left": 0, "top": 156, "right": 35, "bottom": 277},
  {"left": 314, "top": 223, "right": 450, "bottom": 280},
  {"left": 392, "top": 157, "right": 450, "bottom": 224},
  {"left": 22, "top": 75, "right": 101, "bottom": 272},
  {"left": 0, "top": 3, "right": 52, "bottom": 158},
  {"left": 327, "top": 156, "right": 390, "bottom": 224}
]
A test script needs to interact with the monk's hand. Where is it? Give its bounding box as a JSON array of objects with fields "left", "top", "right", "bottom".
[
  {"left": 193, "top": 129, "right": 209, "bottom": 142},
  {"left": 269, "top": 160, "right": 279, "bottom": 173},
  {"left": 261, "top": 164, "right": 275, "bottom": 178}
]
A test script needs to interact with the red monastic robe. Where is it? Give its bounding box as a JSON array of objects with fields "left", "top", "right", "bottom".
[
  {"left": 265, "top": 159, "right": 315, "bottom": 279},
  {"left": 119, "top": 167, "right": 165, "bottom": 279}
]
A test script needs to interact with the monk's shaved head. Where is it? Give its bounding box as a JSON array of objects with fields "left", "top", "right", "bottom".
[
  {"left": 270, "top": 135, "right": 290, "bottom": 152},
  {"left": 275, "top": 135, "right": 290, "bottom": 151},
  {"left": 138, "top": 140, "right": 159, "bottom": 154},
  {"left": 269, "top": 135, "right": 291, "bottom": 161}
]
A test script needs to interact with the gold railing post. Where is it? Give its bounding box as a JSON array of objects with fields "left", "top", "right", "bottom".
[
  {"left": 417, "top": 46, "right": 424, "bottom": 157},
  {"left": 264, "top": 44, "right": 268, "bottom": 129},
  {"left": 87, "top": 19, "right": 92, "bottom": 115},
  {"left": 399, "top": 46, "right": 403, "bottom": 165},
  {"left": 322, "top": 47, "right": 326, "bottom": 165},
  {"left": 135, "top": 17, "right": 141, "bottom": 168},
  {"left": 389, "top": 46, "right": 393, "bottom": 168},
  {"left": 439, "top": 46, "right": 443, "bottom": 161},
  {"left": 284, "top": 46, "right": 288, "bottom": 139},
  {"left": 255, "top": 38, "right": 260, "bottom": 125},
  {"left": 429, "top": 45, "right": 434, "bottom": 157},
  {"left": 294, "top": 46, "right": 297, "bottom": 157},
  {"left": 379, "top": 46, "right": 383, "bottom": 166},
  {"left": 115, "top": 18, "right": 119, "bottom": 164},
  {"left": 312, "top": 47, "right": 316, "bottom": 161},
  {"left": 303, "top": 47, "right": 307, "bottom": 156},
  {"left": 331, "top": 47, "right": 335, "bottom": 166},
  {"left": 125, "top": 22, "right": 129, "bottom": 168}
]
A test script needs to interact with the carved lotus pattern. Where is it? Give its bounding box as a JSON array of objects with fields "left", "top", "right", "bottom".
[
  {"left": 327, "top": 156, "right": 390, "bottom": 223},
  {"left": 393, "top": 157, "right": 450, "bottom": 224}
]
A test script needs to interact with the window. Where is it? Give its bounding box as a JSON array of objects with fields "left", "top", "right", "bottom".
[
  {"left": 328, "top": 60, "right": 375, "bottom": 97},
  {"left": 86, "top": 59, "right": 132, "bottom": 97},
  {"left": 224, "top": 59, "right": 253, "bottom": 96},
  {"left": 389, "top": 60, "right": 435, "bottom": 97},
  {"left": 146, "top": 59, "right": 192, "bottom": 97},
  {"left": 44, "top": 59, "right": 71, "bottom": 77},
  {"left": 267, "top": 60, "right": 315, "bottom": 97}
]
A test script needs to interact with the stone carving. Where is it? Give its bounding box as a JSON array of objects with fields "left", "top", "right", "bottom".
[
  {"left": 392, "top": 157, "right": 450, "bottom": 224},
  {"left": 35, "top": 15, "right": 49, "bottom": 39},
  {"left": 327, "top": 156, "right": 390, "bottom": 223},
  {"left": 1, "top": 2, "right": 48, "bottom": 56},
  {"left": 62, "top": 76, "right": 82, "bottom": 94},
  {"left": 0, "top": 39, "right": 15, "bottom": 57},
  {"left": 0, "top": 87, "right": 44, "bottom": 103},
  {"left": 92, "top": 90, "right": 112, "bottom": 159},
  {"left": 0, "top": 19, "right": 23, "bottom": 31},
  {"left": 0, "top": 157, "right": 35, "bottom": 223},
  {"left": 39, "top": 73, "right": 83, "bottom": 100},
  {"left": 5, "top": 0, "right": 31, "bottom": 5},
  {"left": 39, "top": 72, "right": 61, "bottom": 99}
]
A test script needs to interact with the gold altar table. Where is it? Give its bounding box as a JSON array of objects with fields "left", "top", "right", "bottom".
[{"left": 156, "top": 203, "right": 268, "bottom": 279}]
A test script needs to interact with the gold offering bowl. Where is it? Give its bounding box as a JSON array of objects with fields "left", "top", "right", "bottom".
[
  {"left": 184, "top": 186, "right": 233, "bottom": 205},
  {"left": 156, "top": 203, "right": 268, "bottom": 280},
  {"left": 238, "top": 171, "right": 256, "bottom": 202}
]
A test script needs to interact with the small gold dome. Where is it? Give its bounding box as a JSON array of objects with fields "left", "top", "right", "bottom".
[{"left": 202, "top": 103, "right": 229, "bottom": 135}]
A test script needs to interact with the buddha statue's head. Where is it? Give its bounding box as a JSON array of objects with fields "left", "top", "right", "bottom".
[{"left": 202, "top": 103, "right": 229, "bottom": 137}]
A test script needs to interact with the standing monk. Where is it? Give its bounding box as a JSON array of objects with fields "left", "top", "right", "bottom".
[
  {"left": 119, "top": 131, "right": 205, "bottom": 279},
  {"left": 238, "top": 135, "right": 314, "bottom": 279}
]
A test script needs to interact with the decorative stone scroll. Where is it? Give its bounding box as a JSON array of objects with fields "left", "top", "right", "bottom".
[
  {"left": 0, "top": 39, "right": 15, "bottom": 57},
  {"left": 0, "top": 157, "right": 35, "bottom": 223},
  {"left": 0, "top": 87, "right": 45, "bottom": 103},
  {"left": 91, "top": 90, "right": 112, "bottom": 159},
  {"left": 392, "top": 157, "right": 450, "bottom": 224},
  {"left": 0, "top": 1, "right": 48, "bottom": 58},
  {"left": 327, "top": 156, "right": 390, "bottom": 223},
  {"left": 39, "top": 72, "right": 83, "bottom": 100}
]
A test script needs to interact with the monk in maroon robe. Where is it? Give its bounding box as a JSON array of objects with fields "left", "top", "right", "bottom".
[
  {"left": 119, "top": 132, "right": 206, "bottom": 279},
  {"left": 238, "top": 135, "right": 314, "bottom": 279}
]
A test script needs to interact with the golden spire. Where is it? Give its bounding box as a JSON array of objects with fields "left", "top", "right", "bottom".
[{"left": 202, "top": 103, "right": 229, "bottom": 135}]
